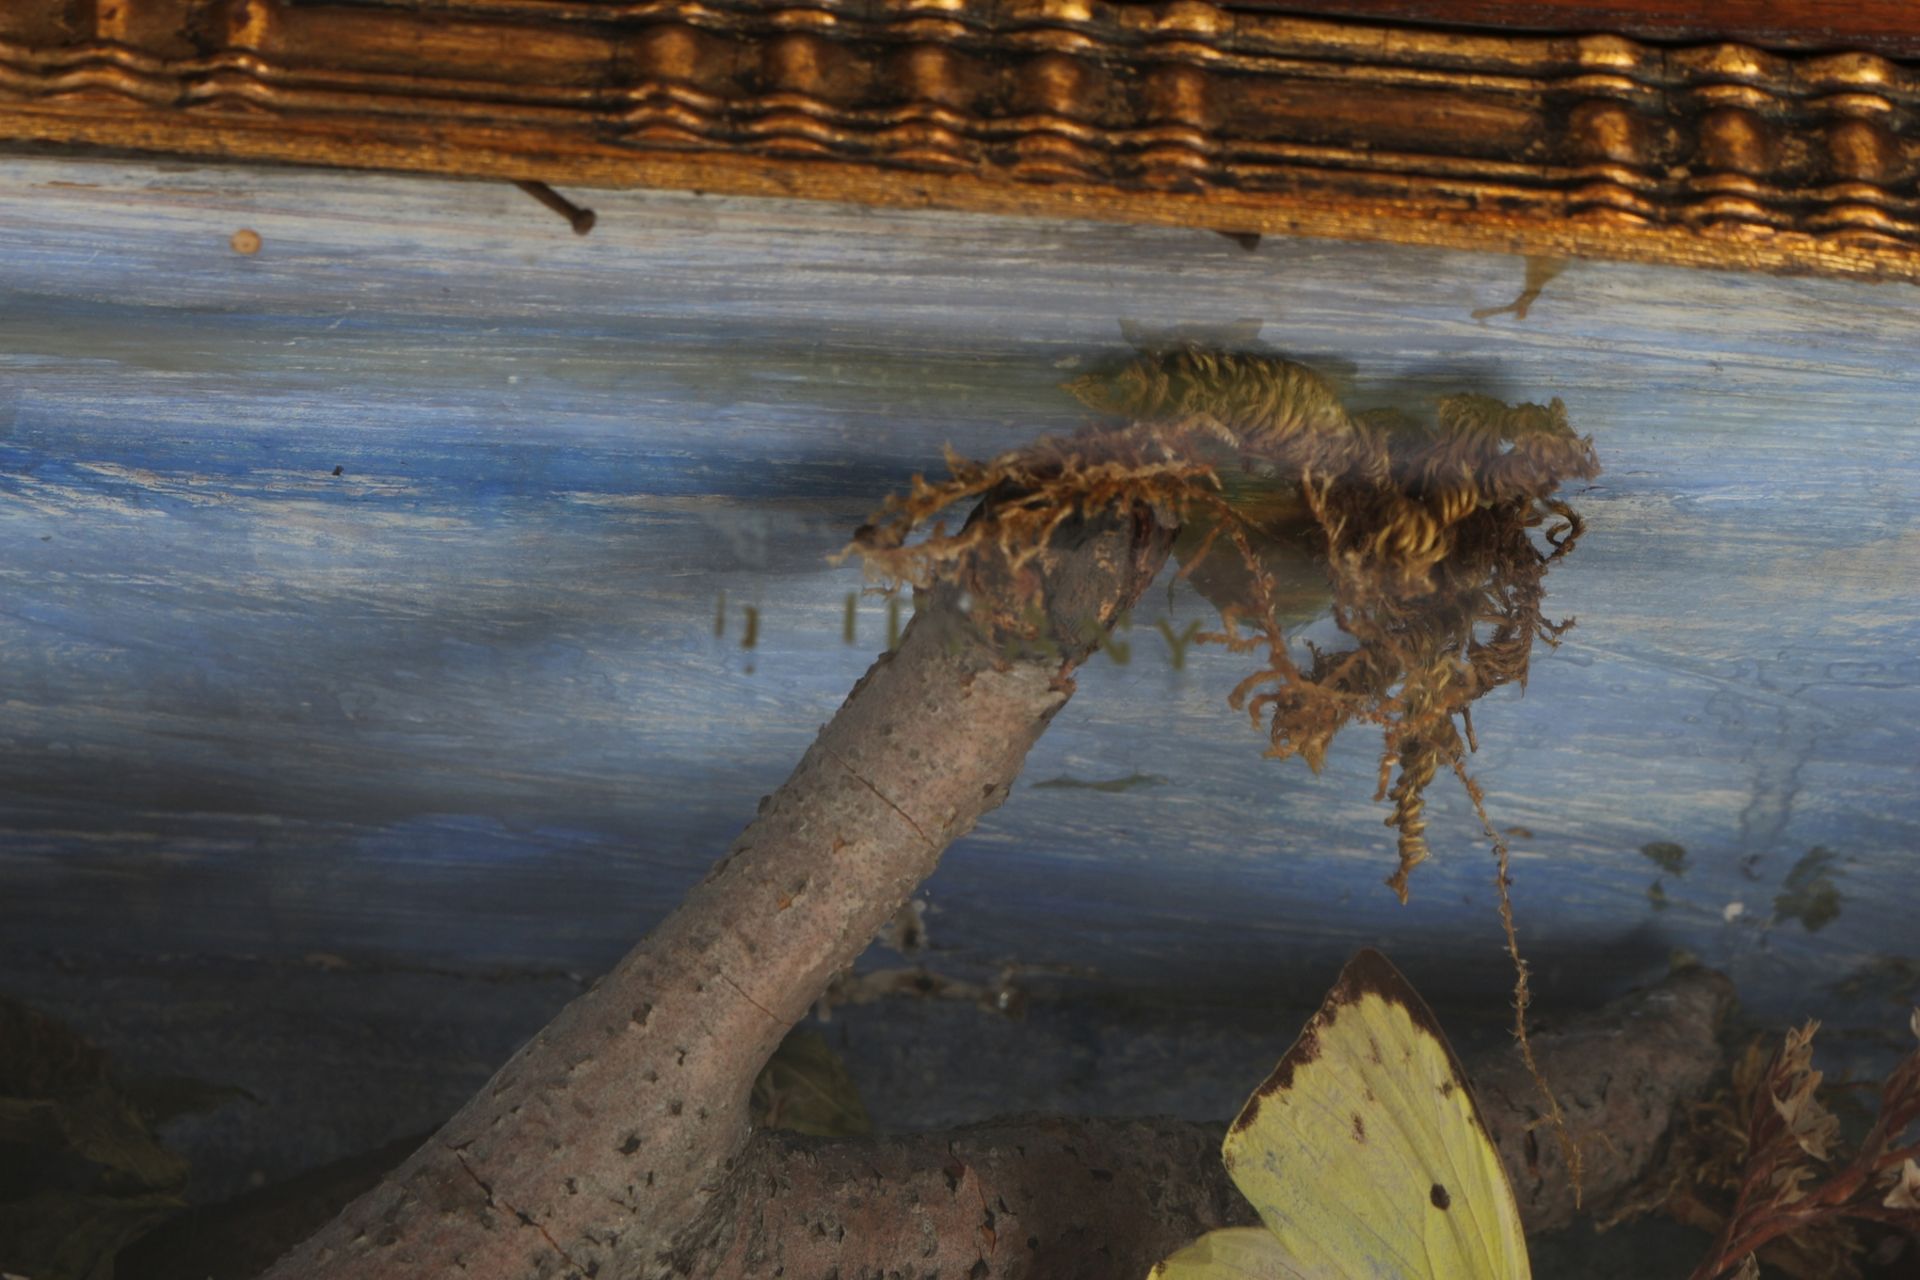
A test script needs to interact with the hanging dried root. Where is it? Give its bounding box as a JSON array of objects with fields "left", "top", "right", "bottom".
[{"left": 1459, "top": 762, "right": 1585, "bottom": 1203}]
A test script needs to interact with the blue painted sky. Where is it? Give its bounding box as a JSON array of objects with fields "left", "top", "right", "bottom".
[{"left": 2, "top": 158, "right": 1917, "bottom": 1028}]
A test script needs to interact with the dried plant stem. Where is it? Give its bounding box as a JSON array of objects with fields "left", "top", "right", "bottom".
[
  {"left": 1688, "top": 1024, "right": 1920, "bottom": 1280},
  {"left": 1457, "top": 760, "right": 1582, "bottom": 1200}
]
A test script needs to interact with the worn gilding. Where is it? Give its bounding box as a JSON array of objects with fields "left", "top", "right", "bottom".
[{"left": 2, "top": 0, "right": 1919, "bottom": 280}]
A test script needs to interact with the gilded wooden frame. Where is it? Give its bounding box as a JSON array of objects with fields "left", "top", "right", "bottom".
[{"left": 2, "top": 0, "right": 1918, "bottom": 282}]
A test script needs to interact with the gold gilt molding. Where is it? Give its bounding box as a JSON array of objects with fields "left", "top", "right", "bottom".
[{"left": 3, "top": 0, "right": 1920, "bottom": 281}]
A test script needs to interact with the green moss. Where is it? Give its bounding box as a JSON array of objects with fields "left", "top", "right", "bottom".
[
  {"left": 1641, "top": 841, "right": 1688, "bottom": 876},
  {"left": 1032, "top": 772, "right": 1168, "bottom": 793},
  {"left": 1774, "top": 846, "right": 1844, "bottom": 933}
]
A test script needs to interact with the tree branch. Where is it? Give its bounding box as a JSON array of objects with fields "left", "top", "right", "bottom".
[
  {"left": 260, "top": 502, "right": 1175, "bottom": 1280},
  {"left": 255, "top": 478, "right": 1728, "bottom": 1280},
  {"left": 144, "top": 968, "right": 1731, "bottom": 1280}
]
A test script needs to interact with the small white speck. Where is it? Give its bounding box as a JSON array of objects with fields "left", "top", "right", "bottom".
[
  {"left": 508, "top": 374, "right": 521, "bottom": 384},
  {"left": 1722, "top": 901, "right": 1745, "bottom": 923}
]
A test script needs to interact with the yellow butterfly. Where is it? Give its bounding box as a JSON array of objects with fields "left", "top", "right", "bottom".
[{"left": 1150, "top": 949, "right": 1530, "bottom": 1279}]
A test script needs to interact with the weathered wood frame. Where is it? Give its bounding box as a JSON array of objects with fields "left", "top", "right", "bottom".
[{"left": 4, "top": 1, "right": 1918, "bottom": 281}]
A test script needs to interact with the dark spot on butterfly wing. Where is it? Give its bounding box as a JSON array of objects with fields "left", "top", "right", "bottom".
[
  {"left": 1351, "top": 1113, "right": 1366, "bottom": 1143},
  {"left": 1431, "top": 1183, "right": 1451, "bottom": 1211}
]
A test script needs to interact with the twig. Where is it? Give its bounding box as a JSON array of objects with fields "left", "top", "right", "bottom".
[{"left": 515, "top": 180, "right": 596, "bottom": 235}]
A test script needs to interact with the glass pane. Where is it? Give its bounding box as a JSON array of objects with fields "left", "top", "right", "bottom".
[{"left": 3, "top": 159, "right": 1915, "bottom": 1251}]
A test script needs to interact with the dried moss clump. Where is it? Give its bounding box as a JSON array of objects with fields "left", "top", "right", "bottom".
[
  {"left": 849, "top": 342, "right": 1601, "bottom": 1189},
  {"left": 852, "top": 345, "right": 1599, "bottom": 903}
]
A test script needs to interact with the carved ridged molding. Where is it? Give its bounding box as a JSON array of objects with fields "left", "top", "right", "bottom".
[{"left": 3, "top": 0, "right": 1920, "bottom": 280}]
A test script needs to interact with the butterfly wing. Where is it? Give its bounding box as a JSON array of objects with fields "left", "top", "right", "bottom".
[
  {"left": 1218, "top": 948, "right": 1531, "bottom": 1280},
  {"left": 1147, "top": 1226, "right": 1309, "bottom": 1279}
]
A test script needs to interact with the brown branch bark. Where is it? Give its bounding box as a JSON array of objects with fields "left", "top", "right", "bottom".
[
  {"left": 684, "top": 965, "right": 1736, "bottom": 1279},
  {"left": 259, "top": 502, "right": 1175, "bottom": 1280},
  {"left": 145, "top": 967, "right": 1730, "bottom": 1278}
]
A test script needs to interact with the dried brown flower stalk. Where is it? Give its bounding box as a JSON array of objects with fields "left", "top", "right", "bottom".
[{"left": 1682, "top": 1017, "right": 1920, "bottom": 1280}]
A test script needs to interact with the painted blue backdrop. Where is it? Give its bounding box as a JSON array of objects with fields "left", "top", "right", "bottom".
[{"left": 3, "top": 158, "right": 1916, "bottom": 1038}]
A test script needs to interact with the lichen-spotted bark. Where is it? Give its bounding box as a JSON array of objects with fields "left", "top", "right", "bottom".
[{"left": 259, "top": 503, "right": 1173, "bottom": 1280}]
